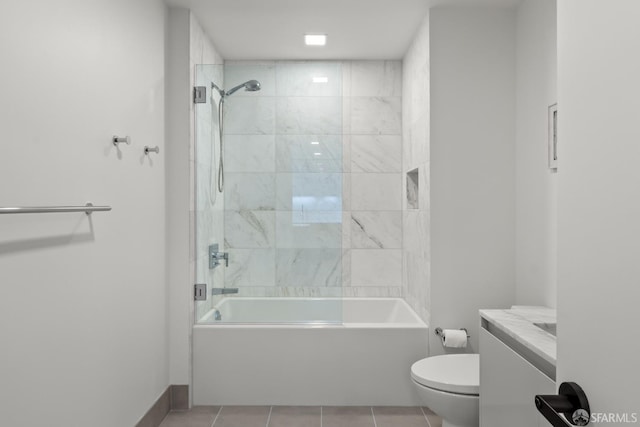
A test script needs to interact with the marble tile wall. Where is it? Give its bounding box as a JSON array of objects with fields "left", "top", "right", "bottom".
[
  {"left": 401, "top": 14, "right": 431, "bottom": 325},
  {"left": 343, "top": 61, "right": 404, "bottom": 295},
  {"left": 220, "top": 60, "right": 404, "bottom": 297}
]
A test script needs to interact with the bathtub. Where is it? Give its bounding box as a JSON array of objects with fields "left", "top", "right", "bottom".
[{"left": 193, "top": 297, "right": 428, "bottom": 406}]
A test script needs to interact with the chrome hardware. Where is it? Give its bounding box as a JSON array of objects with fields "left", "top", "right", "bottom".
[
  {"left": 0, "top": 202, "right": 111, "bottom": 216},
  {"left": 112, "top": 135, "right": 131, "bottom": 146},
  {"left": 194, "top": 284, "right": 207, "bottom": 301},
  {"left": 144, "top": 146, "right": 160, "bottom": 155},
  {"left": 213, "top": 308, "right": 222, "bottom": 321},
  {"left": 211, "top": 288, "right": 238, "bottom": 295},
  {"left": 209, "top": 244, "right": 229, "bottom": 268},
  {"left": 194, "top": 86, "right": 207, "bottom": 104},
  {"left": 434, "top": 327, "right": 471, "bottom": 343}
]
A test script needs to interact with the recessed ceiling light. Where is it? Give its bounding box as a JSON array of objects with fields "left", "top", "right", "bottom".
[
  {"left": 310, "top": 141, "right": 320, "bottom": 145},
  {"left": 314, "top": 152, "right": 322, "bottom": 156},
  {"left": 313, "top": 76, "right": 329, "bottom": 83},
  {"left": 305, "top": 34, "right": 327, "bottom": 46}
]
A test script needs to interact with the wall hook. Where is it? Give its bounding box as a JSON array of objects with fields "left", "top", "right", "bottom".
[
  {"left": 144, "top": 146, "right": 160, "bottom": 155},
  {"left": 113, "top": 135, "right": 131, "bottom": 146}
]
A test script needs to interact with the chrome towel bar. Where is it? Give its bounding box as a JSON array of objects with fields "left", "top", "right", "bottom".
[{"left": 0, "top": 203, "right": 111, "bottom": 215}]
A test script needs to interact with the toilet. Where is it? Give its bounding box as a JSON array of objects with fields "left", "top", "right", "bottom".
[{"left": 411, "top": 354, "right": 479, "bottom": 427}]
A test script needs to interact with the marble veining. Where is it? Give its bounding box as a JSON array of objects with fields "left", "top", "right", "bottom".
[
  {"left": 223, "top": 96, "right": 276, "bottom": 135},
  {"left": 350, "top": 97, "right": 402, "bottom": 135},
  {"left": 351, "top": 135, "right": 402, "bottom": 173},
  {"left": 276, "top": 172, "right": 342, "bottom": 211},
  {"left": 275, "top": 134, "right": 342, "bottom": 173},
  {"left": 208, "top": 60, "right": 408, "bottom": 298},
  {"left": 350, "top": 61, "right": 402, "bottom": 97},
  {"left": 224, "top": 210, "right": 275, "bottom": 249},
  {"left": 276, "top": 211, "right": 342, "bottom": 248},
  {"left": 480, "top": 306, "right": 557, "bottom": 366},
  {"left": 351, "top": 249, "right": 402, "bottom": 286},
  {"left": 276, "top": 97, "right": 342, "bottom": 135},
  {"left": 224, "top": 135, "right": 276, "bottom": 173},
  {"left": 225, "top": 248, "right": 276, "bottom": 286},
  {"left": 224, "top": 173, "right": 275, "bottom": 211},
  {"left": 276, "top": 248, "right": 342, "bottom": 287},
  {"left": 351, "top": 211, "right": 402, "bottom": 249},
  {"left": 351, "top": 173, "right": 402, "bottom": 211}
]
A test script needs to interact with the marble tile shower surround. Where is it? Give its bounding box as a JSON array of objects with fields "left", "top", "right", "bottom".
[
  {"left": 401, "top": 14, "right": 431, "bottom": 325},
  {"left": 214, "top": 61, "right": 404, "bottom": 297}
]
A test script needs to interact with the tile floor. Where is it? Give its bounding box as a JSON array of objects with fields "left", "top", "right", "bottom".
[{"left": 159, "top": 406, "right": 442, "bottom": 427}]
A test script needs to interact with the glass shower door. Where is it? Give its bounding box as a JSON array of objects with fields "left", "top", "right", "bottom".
[{"left": 194, "top": 62, "right": 344, "bottom": 324}]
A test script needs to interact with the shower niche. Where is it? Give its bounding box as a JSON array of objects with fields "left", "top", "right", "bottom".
[{"left": 407, "top": 168, "right": 419, "bottom": 210}]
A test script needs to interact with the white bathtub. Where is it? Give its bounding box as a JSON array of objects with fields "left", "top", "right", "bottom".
[{"left": 193, "top": 297, "right": 428, "bottom": 406}]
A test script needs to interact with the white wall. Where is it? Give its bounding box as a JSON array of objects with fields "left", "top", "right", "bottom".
[
  {"left": 557, "top": 0, "right": 640, "bottom": 414},
  {"left": 402, "top": 14, "right": 431, "bottom": 325},
  {"left": 430, "top": 7, "right": 516, "bottom": 354},
  {"left": 166, "top": 8, "right": 224, "bottom": 393},
  {"left": 166, "top": 7, "right": 192, "bottom": 389},
  {"left": 515, "top": 0, "right": 557, "bottom": 308},
  {"left": 0, "top": 1, "right": 168, "bottom": 426}
]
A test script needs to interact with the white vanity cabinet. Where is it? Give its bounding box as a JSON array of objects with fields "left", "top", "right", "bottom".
[{"left": 479, "top": 327, "right": 555, "bottom": 427}]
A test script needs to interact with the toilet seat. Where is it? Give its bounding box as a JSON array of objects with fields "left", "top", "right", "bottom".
[{"left": 411, "top": 354, "right": 479, "bottom": 395}]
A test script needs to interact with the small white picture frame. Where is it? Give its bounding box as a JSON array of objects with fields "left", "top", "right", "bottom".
[{"left": 548, "top": 103, "right": 558, "bottom": 170}]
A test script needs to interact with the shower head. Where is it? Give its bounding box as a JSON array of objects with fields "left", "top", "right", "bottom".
[{"left": 224, "top": 80, "right": 261, "bottom": 97}]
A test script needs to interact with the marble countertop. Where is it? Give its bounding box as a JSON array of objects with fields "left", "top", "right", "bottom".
[{"left": 480, "top": 306, "right": 557, "bottom": 367}]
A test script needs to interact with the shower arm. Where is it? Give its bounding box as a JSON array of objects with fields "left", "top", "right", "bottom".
[{"left": 211, "top": 82, "right": 225, "bottom": 98}]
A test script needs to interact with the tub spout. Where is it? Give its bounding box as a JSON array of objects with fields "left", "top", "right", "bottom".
[{"left": 211, "top": 288, "right": 239, "bottom": 295}]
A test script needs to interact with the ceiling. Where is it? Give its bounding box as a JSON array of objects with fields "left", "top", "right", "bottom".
[{"left": 165, "top": 0, "right": 521, "bottom": 60}]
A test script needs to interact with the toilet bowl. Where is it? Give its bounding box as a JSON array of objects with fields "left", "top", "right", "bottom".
[{"left": 411, "top": 354, "right": 479, "bottom": 427}]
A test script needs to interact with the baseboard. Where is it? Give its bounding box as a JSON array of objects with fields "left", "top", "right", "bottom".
[
  {"left": 170, "top": 385, "right": 189, "bottom": 410},
  {"left": 135, "top": 385, "right": 189, "bottom": 427}
]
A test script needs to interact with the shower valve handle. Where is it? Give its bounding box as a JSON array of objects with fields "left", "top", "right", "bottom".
[{"left": 211, "top": 251, "right": 229, "bottom": 267}]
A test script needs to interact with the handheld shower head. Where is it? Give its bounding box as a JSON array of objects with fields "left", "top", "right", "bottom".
[{"left": 224, "top": 80, "right": 261, "bottom": 97}]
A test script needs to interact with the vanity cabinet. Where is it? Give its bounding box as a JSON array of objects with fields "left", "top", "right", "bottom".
[{"left": 479, "top": 327, "right": 555, "bottom": 427}]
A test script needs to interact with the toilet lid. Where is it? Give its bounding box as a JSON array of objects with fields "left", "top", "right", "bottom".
[{"left": 411, "top": 354, "right": 479, "bottom": 395}]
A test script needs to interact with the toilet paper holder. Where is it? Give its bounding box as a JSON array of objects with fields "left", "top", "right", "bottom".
[{"left": 435, "top": 327, "right": 470, "bottom": 343}]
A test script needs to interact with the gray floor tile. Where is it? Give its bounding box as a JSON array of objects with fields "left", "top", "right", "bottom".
[
  {"left": 159, "top": 406, "right": 220, "bottom": 427},
  {"left": 372, "top": 407, "right": 430, "bottom": 427},
  {"left": 214, "top": 406, "right": 271, "bottom": 427},
  {"left": 269, "top": 406, "right": 321, "bottom": 427},
  {"left": 322, "top": 406, "right": 375, "bottom": 427},
  {"left": 421, "top": 407, "right": 442, "bottom": 427}
]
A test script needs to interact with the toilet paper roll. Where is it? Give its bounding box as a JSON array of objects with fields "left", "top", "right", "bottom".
[{"left": 443, "top": 329, "right": 468, "bottom": 348}]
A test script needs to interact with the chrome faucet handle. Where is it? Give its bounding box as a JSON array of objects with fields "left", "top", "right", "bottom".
[
  {"left": 208, "top": 244, "right": 229, "bottom": 268},
  {"left": 211, "top": 251, "right": 229, "bottom": 267}
]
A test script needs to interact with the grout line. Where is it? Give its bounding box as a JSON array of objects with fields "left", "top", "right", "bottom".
[
  {"left": 266, "top": 406, "right": 273, "bottom": 427},
  {"left": 371, "top": 407, "right": 378, "bottom": 427},
  {"left": 420, "top": 407, "right": 432, "bottom": 427},
  {"left": 211, "top": 406, "right": 223, "bottom": 427}
]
